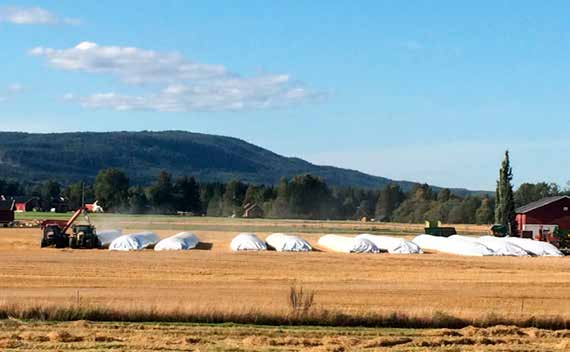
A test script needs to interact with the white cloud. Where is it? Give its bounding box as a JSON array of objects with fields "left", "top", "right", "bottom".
[
  {"left": 0, "top": 6, "right": 80, "bottom": 25},
  {"left": 32, "top": 42, "right": 323, "bottom": 112},
  {"left": 7, "top": 83, "right": 23, "bottom": 93},
  {"left": 30, "top": 42, "right": 228, "bottom": 84},
  {"left": 0, "top": 83, "right": 23, "bottom": 102}
]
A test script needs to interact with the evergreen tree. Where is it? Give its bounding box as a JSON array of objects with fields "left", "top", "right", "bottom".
[
  {"left": 206, "top": 188, "right": 223, "bottom": 216},
  {"left": 514, "top": 182, "right": 559, "bottom": 207},
  {"left": 127, "top": 186, "right": 149, "bottom": 213},
  {"left": 173, "top": 176, "right": 202, "bottom": 213},
  {"left": 375, "top": 183, "right": 404, "bottom": 221},
  {"left": 355, "top": 199, "right": 372, "bottom": 219},
  {"left": 475, "top": 197, "right": 493, "bottom": 224},
  {"left": 146, "top": 171, "right": 176, "bottom": 213},
  {"left": 495, "top": 151, "right": 516, "bottom": 232},
  {"left": 94, "top": 168, "right": 129, "bottom": 211},
  {"left": 270, "top": 177, "right": 290, "bottom": 218},
  {"left": 222, "top": 180, "right": 247, "bottom": 216}
]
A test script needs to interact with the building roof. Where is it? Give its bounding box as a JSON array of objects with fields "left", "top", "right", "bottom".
[
  {"left": 0, "top": 200, "right": 15, "bottom": 211},
  {"left": 10, "top": 196, "right": 39, "bottom": 204},
  {"left": 515, "top": 196, "right": 570, "bottom": 214}
]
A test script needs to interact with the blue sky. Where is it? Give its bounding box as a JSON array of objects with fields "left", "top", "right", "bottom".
[{"left": 1, "top": 1, "right": 569, "bottom": 191}]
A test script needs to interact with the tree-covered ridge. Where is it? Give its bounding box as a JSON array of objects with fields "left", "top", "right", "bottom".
[{"left": 0, "top": 131, "right": 481, "bottom": 195}]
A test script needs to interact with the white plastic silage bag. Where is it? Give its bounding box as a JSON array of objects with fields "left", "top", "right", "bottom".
[
  {"left": 412, "top": 234, "right": 494, "bottom": 256},
  {"left": 96, "top": 229, "right": 123, "bottom": 249},
  {"left": 356, "top": 234, "right": 423, "bottom": 254},
  {"left": 317, "top": 234, "right": 379, "bottom": 253},
  {"left": 266, "top": 233, "right": 312, "bottom": 252},
  {"left": 503, "top": 236, "right": 563, "bottom": 257},
  {"left": 109, "top": 232, "right": 160, "bottom": 251},
  {"left": 230, "top": 233, "right": 267, "bottom": 251},
  {"left": 154, "top": 232, "right": 200, "bottom": 251}
]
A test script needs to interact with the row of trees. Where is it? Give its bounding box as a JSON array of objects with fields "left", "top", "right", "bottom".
[{"left": 1, "top": 158, "right": 568, "bottom": 225}]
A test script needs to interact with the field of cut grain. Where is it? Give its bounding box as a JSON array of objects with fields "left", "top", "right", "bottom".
[
  {"left": 1, "top": 215, "right": 569, "bottom": 322},
  {"left": 1, "top": 320, "right": 570, "bottom": 351}
]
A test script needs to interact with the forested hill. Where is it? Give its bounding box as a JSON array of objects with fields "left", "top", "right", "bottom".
[{"left": 0, "top": 131, "right": 477, "bottom": 194}]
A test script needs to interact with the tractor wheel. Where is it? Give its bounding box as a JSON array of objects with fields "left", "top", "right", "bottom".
[
  {"left": 56, "top": 237, "right": 68, "bottom": 248},
  {"left": 40, "top": 238, "right": 48, "bottom": 248}
]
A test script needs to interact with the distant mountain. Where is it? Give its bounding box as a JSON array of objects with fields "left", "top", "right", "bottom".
[{"left": 0, "top": 131, "right": 483, "bottom": 195}]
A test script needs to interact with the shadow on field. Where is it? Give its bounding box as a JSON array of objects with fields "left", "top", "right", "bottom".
[{"left": 195, "top": 242, "right": 213, "bottom": 250}]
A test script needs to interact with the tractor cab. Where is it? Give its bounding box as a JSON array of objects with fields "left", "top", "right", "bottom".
[
  {"left": 41, "top": 223, "right": 69, "bottom": 248},
  {"left": 69, "top": 224, "right": 99, "bottom": 249}
]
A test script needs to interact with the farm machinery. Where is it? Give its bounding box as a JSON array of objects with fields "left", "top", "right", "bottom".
[
  {"left": 424, "top": 220, "right": 457, "bottom": 237},
  {"left": 40, "top": 207, "right": 100, "bottom": 249}
]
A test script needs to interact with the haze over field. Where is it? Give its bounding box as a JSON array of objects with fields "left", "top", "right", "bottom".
[{"left": 2, "top": 1, "right": 570, "bottom": 190}]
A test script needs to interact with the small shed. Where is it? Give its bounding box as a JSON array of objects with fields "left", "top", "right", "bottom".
[
  {"left": 0, "top": 199, "right": 15, "bottom": 226},
  {"left": 243, "top": 203, "right": 264, "bottom": 218},
  {"left": 515, "top": 196, "right": 570, "bottom": 238}
]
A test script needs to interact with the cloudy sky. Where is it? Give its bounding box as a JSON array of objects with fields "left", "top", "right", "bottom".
[{"left": 1, "top": 1, "right": 570, "bottom": 190}]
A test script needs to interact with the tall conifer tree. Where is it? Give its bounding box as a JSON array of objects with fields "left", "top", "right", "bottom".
[{"left": 495, "top": 151, "right": 516, "bottom": 232}]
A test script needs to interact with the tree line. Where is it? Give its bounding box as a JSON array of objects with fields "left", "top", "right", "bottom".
[{"left": 1, "top": 166, "right": 568, "bottom": 224}]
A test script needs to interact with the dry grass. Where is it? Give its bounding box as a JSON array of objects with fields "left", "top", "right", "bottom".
[
  {"left": 1, "top": 302, "right": 570, "bottom": 330},
  {"left": 1, "top": 319, "right": 570, "bottom": 351}
]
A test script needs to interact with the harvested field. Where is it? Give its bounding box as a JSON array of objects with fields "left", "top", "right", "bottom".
[
  {"left": 1, "top": 320, "right": 569, "bottom": 351},
  {"left": 1, "top": 216, "right": 569, "bottom": 322},
  {"left": 2, "top": 216, "right": 570, "bottom": 349}
]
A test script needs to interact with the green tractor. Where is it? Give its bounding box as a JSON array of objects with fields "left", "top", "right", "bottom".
[
  {"left": 490, "top": 224, "right": 509, "bottom": 237},
  {"left": 424, "top": 221, "right": 457, "bottom": 237},
  {"left": 69, "top": 224, "right": 99, "bottom": 249}
]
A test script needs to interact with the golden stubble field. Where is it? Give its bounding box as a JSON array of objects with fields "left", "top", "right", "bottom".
[
  {"left": 1, "top": 217, "right": 570, "bottom": 319},
  {"left": 2, "top": 217, "right": 570, "bottom": 350}
]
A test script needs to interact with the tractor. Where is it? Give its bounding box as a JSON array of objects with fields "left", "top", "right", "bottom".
[
  {"left": 40, "top": 208, "right": 100, "bottom": 249},
  {"left": 424, "top": 220, "right": 457, "bottom": 237}
]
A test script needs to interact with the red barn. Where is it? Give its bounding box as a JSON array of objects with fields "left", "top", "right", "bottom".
[
  {"left": 13, "top": 196, "right": 40, "bottom": 212},
  {"left": 515, "top": 196, "right": 570, "bottom": 238}
]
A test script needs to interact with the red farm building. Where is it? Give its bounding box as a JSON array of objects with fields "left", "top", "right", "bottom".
[
  {"left": 13, "top": 196, "right": 40, "bottom": 212},
  {"left": 515, "top": 196, "right": 570, "bottom": 239}
]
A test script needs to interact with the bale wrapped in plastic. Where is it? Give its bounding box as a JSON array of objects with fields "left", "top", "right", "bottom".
[
  {"left": 266, "top": 233, "right": 312, "bottom": 252},
  {"left": 155, "top": 232, "right": 200, "bottom": 251},
  {"left": 230, "top": 233, "right": 267, "bottom": 251},
  {"left": 317, "top": 234, "right": 379, "bottom": 253},
  {"left": 96, "top": 229, "right": 123, "bottom": 249},
  {"left": 453, "top": 235, "right": 529, "bottom": 256},
  {"left": 503, "top": 236, "right": 563, "bottom": 257},
  {"left": 356, "top": 234, "right": 423, "bottom": 254},
  {"left": 109, "top": 232, "right": 159, "bottom": 251},
  {"left": 412, "top": 234, "right": 494, "bottom": 256}
]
